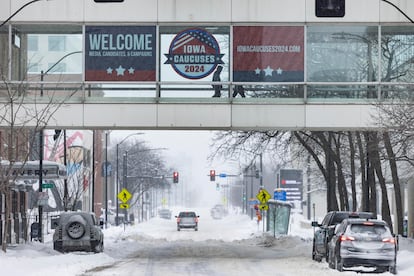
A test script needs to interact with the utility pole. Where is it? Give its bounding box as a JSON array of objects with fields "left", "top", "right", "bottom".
[
  {"left": 38, "top": 130, "right": 43, "bottom": 242},
  {"left": 123, "top": 152, "right": 128, "bottom": 222},
  {"left": 63, "top": 130, "right": 68, "bottom": 211},
  {"left": 104, "top": 131, "right": 108, "bottom": 228}
]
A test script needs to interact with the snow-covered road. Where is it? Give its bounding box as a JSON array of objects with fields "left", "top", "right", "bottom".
[
  {"left": 80, "top": 207, "right": 413, "bottom": 275},
  {"left": 1, "top": 207, "right": 414, "bottom": 275}
]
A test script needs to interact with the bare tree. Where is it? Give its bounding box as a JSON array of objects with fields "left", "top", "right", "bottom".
[
  {"left": 0, "top": 73, "right": 79, "bottom": 252},
  {"left": 109, "top": 139, "right": 171, "bottom": 221}
]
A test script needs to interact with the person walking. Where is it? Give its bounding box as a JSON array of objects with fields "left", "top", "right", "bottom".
[
  {"left": 212, "top": 65, "right": 223, "bottom": 97},
  {"left": 232, "top": 85, "right": 246, "bottom": 98}
]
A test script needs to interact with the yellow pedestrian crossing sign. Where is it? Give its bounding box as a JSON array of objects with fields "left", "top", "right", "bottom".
[
  {"left": 117, "top": 188, "right": 132, "bottom": 203},
  {"left": 256, "top": 188, "right": 271, "bottom": 204},
  {"left": 120, "top": 203, "right": 129, "bottom": 209}
]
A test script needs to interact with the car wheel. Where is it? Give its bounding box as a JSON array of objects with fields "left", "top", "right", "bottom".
[
  {"left": 335, "top": 253, "right": 344, "bottom": 272},
  {"left": 93, "top": 240, "right": 104, "bottom": 253},
  {"left": 312, "top": 241, "right": 320, "bottom": 262},
  {"left": 328, "top": 249, "right": 335, "bottom": 269},
  {"left": 66, "top": 221, "right": 85, "bottom": 239},
  {"left": 389, "top": 265, "right": 397, "bottom": 275},
  {"left": 53, "top": 241, "right": 63, "bottom": 252}
]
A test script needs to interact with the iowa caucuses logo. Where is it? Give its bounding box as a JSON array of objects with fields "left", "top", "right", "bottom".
[{"left": 165, "top": 28, "right": 224, "bottom": 79}]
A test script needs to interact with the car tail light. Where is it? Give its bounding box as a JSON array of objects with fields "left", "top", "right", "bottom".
[
  {"left": 340, "top": 235, "right": 355, "bottom": 242},
  {"left": 382, "top": 237, "right": 396, "bottom": 244}
]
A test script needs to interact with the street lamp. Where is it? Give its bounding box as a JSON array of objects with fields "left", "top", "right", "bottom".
[
  {"left": 115, "top": 133, "right": 143, "bottom": 225},
  {"left": 133, "top": 147, "right": 167, "bottom": 223},
  {"left": 121, "top": 147, "right": 167, "bottom": 223},
  {"left": 37, "top": 50, "right": 81, "bottom": 242},
  {"left": 0, "top": 0, "right": 52, "bottom": 28},
  {"left": 40, "top": 51, "right": 82, "bottom": 96}
]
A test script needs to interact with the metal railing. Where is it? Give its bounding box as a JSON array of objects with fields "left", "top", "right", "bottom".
[{"left": 1, "top": 81, "right": 414, "bottom": 104}]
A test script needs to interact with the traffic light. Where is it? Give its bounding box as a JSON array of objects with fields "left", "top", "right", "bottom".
[
  {"left": 53, "top": 129, "right": 61, "bottom": 141},
  {"left": 173, "top": 171, "right": 179, "bottom": 183},
  {"left": 210, "top": 170, "right": 216, "bottom": 181},
  {"left": 315, "top": 0, "right": 345, "bottom": 17}
]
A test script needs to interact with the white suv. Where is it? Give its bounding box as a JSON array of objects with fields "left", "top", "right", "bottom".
[{"left": 175, "top": 211, "right": 199, "bottom": 231}]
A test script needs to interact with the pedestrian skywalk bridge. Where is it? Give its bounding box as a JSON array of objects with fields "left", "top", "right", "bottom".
[{"left": 0, "top": 81, "right": 411, "bottom": 130}]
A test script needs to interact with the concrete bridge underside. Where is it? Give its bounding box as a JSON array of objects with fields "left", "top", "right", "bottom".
[{"left": 4, "top": 101, "right": 379, "bottom": 131}]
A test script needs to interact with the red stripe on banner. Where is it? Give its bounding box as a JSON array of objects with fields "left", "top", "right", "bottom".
[
  {"left": 233, "top": 26, "right": 304, "bottom": 71},
  {"left": 85, "top": 70, "right": 156, "bottom": 81}
]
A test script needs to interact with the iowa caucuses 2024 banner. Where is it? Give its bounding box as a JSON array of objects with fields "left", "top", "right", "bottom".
[
  {"left": 233, "top": 26, "right": 304, "bottom": 82},
  {"left": 85, "top": 26, "right": 156, "bottom": 81}
]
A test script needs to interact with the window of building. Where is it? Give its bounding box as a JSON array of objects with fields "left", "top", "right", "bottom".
[
  {"left": 48, "top": 36, "right": 66, "bottom": 52},
  {"left": 47, "top": 62, "right": 66, "bottom": 73},
  {"left": 27, "top": 62, "right": 39, "bottom": 73},
  {"left": 28, "top": 36, "right": 38, "bottom": 51}
]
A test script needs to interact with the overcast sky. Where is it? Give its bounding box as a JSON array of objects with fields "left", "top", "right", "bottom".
[{"left": 111, "top": 130, "right": 237, "bottom": 207}]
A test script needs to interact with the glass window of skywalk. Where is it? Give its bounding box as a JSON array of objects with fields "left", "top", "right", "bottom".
[{"left": 1, "top": 24, "right": 414, "bottom": 102}]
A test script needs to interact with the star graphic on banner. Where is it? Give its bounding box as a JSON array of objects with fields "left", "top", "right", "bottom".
[
  {"left": 106, "top": 67, "right": 113, "bottom": 74},
  {"left": 116, "top": 65, "right": 126, "bottom": 76},
  {"left": 255, "top": 68, "right": 261, "bottom": 75},
  {"left": 128, "top": 67, "right": 135, "bottom": 75},
  {"left": 276, "top": 67, "right": 283, "bottom": 75},
  {"left": 263, "top": 66, "right": 274, "bottom": 76}
]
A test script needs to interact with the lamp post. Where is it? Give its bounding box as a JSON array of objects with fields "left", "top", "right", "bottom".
[
  {"left": 135, "top": 147, "right": 167, "bottom": 223},
  {"left": 0, "top": 0, "right": 51, "bottom": 28},
  {"left": 115, "top": 133, "right": 143, "bottom": 225},
  {"left": 104, "top": 131, "right": 108, "bottom": 228},
  {"left": 36, "top": 50, "right": 81, "bottom": 241},
  {"left": 40, "top": 51, "right": 82, "bottom": 96},
  {"left": 121, "top": 147, "right": 167, "bottom": 223}
]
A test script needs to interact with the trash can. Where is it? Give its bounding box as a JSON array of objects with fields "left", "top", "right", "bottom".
[{"left": 30, "top": 222, "right": 39, "bottom": 241}]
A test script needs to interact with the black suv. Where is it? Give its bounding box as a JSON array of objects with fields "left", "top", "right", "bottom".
[{"left": 311, "top": 211, "right": 375, "bottom": 262}]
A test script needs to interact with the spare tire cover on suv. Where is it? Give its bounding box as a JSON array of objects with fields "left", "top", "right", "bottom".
[{"left": 66, "top": 214, "right": 87, "bottom": 239}]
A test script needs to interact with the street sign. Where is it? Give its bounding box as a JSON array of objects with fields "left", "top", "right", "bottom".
[
  {"left": 42, "top": 183, "right": 54, "bottom": 189},
  {"left": 259, "top": 204, "right": 268, "bottom": 210},
  {"left": 120, "top": 203, "right": 129, "bottom": 209},
  {"left": 248, "top": 198, "right": 260, "bottom": 206},
  {"left": 279, "top": 169, "right": 303, "bottom": 203},
  {"left": 219, "top": 173, "right": 227, "bottom": 178},
  {"left": 274, "top": 189, "right": 287, "bottom": 201},
  {"left": 256, "top": 188, "right": 271, "bottom": 204},
  {"left": 117, "top": 188, "right": 132, "bottom": 203}
]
